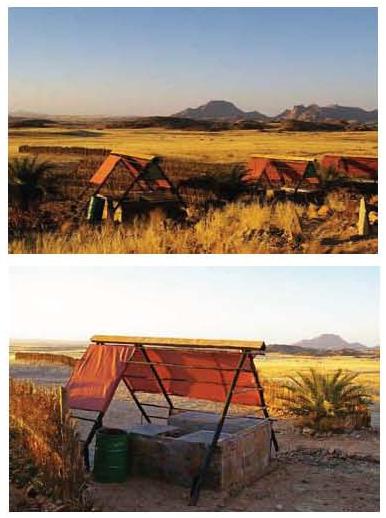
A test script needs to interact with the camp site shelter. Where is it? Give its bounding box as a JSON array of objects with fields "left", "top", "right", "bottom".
[
  {"left": 244, "top": 156, "right": 321, "bottom": 193},
  {"left": 65, "top": 335, "right": 277, "bottom": 505},
  {"left": 320, "top": 155, "right": 378, "bottom": 183},
  {"left": 86, "top": 152, "right": 184, "bottom": 221}
]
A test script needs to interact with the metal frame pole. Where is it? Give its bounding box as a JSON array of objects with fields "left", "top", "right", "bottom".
[
  {"left": 138, "top": 344, "right": 174, "bottom": 416},
  {"left": 83, "top": 411, "right": 104, "bottom": 471},
  {"left": 189, "top": 351, "right": 248, "bottom": 506},
  {"left": 248, "top": 353, "right": 279, "bottom": 452},
  {"left": 113, "top": 174, "right": 143, "bottom": 213},
  {"left": 121, "top": 158, "right": 156, "bottom": 193},
  {"left": 122, "top": 378, "right": 151, "bottom": 423}
]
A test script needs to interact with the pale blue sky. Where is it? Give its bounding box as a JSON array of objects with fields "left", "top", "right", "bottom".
[
  {"left": 8, "top": 7, "right": 377, "bottom": 116},
  {"left": 10, "top": 266, "right": 379, "bottom": 346}
]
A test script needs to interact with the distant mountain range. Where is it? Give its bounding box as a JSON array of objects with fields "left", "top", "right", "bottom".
[
  {"left": 9, "top": 101, "right": 378, "bottom": 126},
  {"left": 291, "top": 333, "right": 367, "bottom": 351},
  {"left": 172, "top": 100, "right": 269, "bottom": 121},
  {"left": 276, "top": 104, "right": 378, "bottom": 123},
  {"left": 268, "top": 334, "right": 378, "bottom": 357},
  {"left": 173, "top": 100, "right": 378, "bottom": 123},
  {"left": 10, "top": 334, "right": 377, "bottom": 358}
]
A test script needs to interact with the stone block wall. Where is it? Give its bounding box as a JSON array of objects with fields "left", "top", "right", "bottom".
[{"left": 127, "top": 413, "right": 272, "bottom": 491}]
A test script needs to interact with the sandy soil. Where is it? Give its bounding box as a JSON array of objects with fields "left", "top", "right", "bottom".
[
  {"left": 10, "top": 362, "right": 380, "bottom": 512},
  {"left": 86, "top": 415, "right": 379, "bottom": 512}
]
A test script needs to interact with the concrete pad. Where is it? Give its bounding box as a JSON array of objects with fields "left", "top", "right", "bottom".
[
  {"left": 169, "top": 411, "right": 262, "bottom": 434},
  {"left": 128, "top": 423, "right": 180, "bottom": 437},
  {"left": 176, "top": 430, "right": 233, "bottom": 445}
]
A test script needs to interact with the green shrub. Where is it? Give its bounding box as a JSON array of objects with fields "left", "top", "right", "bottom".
[
  {"left": 9, "top": 156, "right": 54, "bottom": 210},
  {"left": 280, "top": 368, "right": 371, "bottom": 430}
]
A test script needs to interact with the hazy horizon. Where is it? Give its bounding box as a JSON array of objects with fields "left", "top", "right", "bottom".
[
  {"left": 10, "top": 266, "right": 379, "bottom": 347},
  {"left": 8, "top": 99, "right": 378, "bottom": 119},
  {"left": 9, "top": 335, "right": 379, "bottom": 348},
  {"left": 9, "top": 7, "right": 377, "bottom": 117}
]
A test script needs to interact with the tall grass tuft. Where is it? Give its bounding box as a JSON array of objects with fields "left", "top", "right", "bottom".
[
  {"left": 14, "top": 352, "right": 77, "bottom": 367},
  {"left": 9, "top": 200, "right": 307, "bottom": 254},
  {"left": 9, "top": 379, "right": 88, "bottom": 504}
]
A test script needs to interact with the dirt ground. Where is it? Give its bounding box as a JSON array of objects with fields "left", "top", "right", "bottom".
[{"left": 86, "top": 416, "right": 379, "bottom": 512}]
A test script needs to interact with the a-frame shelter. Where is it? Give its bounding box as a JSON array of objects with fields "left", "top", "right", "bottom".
[
  {"left": 244, "top": 156, "right": 321, "bottom": 193},
  {"left": 88, "top": 152, "right": 184, "bottom": 212},
  {"left": 65, "top": 335, "right": 278, "bottom": 505}
]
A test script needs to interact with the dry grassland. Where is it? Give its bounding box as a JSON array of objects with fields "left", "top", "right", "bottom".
[
  {"left": 9, "top": 127, "right": 378, "bottom": 162},
  {"left": 8, "top": 128, "right": 378, "bottom": 254},
  {"left": 259, "top": 354, "right": 380, "bottom": 403}
]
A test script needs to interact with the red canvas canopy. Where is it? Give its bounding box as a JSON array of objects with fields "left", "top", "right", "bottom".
[
  {"left": 320, "top": 155, "right": 378, "bottom": 181},
  {"left": 244, "top": 156, "right": 320, "bottom": 191},
  {"left": 90, "top": 153, "right": 172, "bottom": 191},
  {"left": 66, "top": 344, "right": 133, "bottom": 412},
  {"left": 66, "top": 337, "right": 266, "bottom": 412},
  {"left": 67, "top": 343, "right": 263, "bottom": 412},
  {"left": 65, "top": 335, "right": 276, "bottom": 505}
]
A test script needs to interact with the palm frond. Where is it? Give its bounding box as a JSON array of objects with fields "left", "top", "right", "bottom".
[{"left": 278, "top": 367, "right": 371, "bottom": 430}]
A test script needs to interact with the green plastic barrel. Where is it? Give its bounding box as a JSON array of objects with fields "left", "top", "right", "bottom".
[
  {"left": 87, "top": 195, "right": 105, "bottom": 223},
  {"left": 93, "top": 428, "right": 129, "bottom": 483}
]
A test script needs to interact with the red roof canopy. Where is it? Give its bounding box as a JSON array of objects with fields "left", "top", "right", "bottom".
[
  {"left": 320, "top": 155, "right": 378, "bottom": 180},
  {"left": 89, "top": 153, "right": 172, "bottom": 190},
  {"left": 244, "top": 157, "right": 320, "bottom": 188},
  {"left": 66, "top": 341, "right": 264, "bottom": 413}
]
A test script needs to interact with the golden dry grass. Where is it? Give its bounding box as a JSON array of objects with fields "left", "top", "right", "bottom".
[
  {"left": 9, "top": 201, "right": 306, "bottom": 254},
  {"left": 8, "top": 127, "right": 378, "bottom": 254},
  {"left": 259, "top": 353, "right": 380, "bottom": 412},
  {"left": 9, "top": 127, "right": 378, "bottom": 162},
  {"left": 9, "top": 379, "right": 86, "bottom": 502}
]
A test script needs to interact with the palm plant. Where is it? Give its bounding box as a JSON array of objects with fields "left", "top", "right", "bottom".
[
  {"left": 8, "top": 156, "right": 54, "bottom": 211},
  {"left": 280, "top": 368, "right": 371, "bottom": 430}
]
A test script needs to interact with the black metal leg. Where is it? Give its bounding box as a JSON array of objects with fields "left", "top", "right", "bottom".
[
  {"left": 123, "top": 378, "right": 151, "bottom": 423},
  {"left": 248, "top": 354, "right": 279, "bottom": 452},
  {"left": 139, "top": 345, "right": 174, "bottom": 415},
  {"left": 189, "top": 352, "right": 248, "bottom": 506},
  {"left": 83, "top": 412, "right": 104, "bottom": 472}
]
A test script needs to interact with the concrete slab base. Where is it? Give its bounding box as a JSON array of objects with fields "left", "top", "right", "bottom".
[{"left": 128, "top": 423, "right": 179, "bottom": 437}]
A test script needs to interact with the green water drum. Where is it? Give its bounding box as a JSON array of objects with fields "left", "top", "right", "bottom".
[
  {"left": 93, "top": 428, "right": 129, "bottom": 483},
  {"left": 87, "top": 195, "right": 106, "bottom": 223}
]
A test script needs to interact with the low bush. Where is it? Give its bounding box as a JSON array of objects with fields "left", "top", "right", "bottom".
[
  {"left": 9, "top": 379, "right": 90, "bottom": 506},
  {"left": 279, "top": 368, "right": 371, "bottom": 431}
]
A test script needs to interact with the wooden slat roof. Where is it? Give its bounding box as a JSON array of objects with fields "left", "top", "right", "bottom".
[{"left": 91, "top": 335, "right": 265, "bottom": 351}]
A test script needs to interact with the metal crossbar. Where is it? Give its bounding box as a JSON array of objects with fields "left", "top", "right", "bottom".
[
  {"left": 139, "top": 402, "right": 273, "bottom": 419},
  {"left": 92, "top": 335, "right": 265, "bottom": 351},
  {"left": 123, "top": 359, "right": 258, "bottom": 372}
]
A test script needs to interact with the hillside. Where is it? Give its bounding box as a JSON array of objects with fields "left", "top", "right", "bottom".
[
  {"left": 173, "top": 100, "right": 377, "bottom": 123},
  {"left": 9, "top": 116, "right": 58, "bottom": 128},
  {"left": 172, "top": 100, "right": 269, "bottom": 121},
  {"left": 9, "top": 102, "right": 378, "bottom": 128},
  {"left": 292, "top": 333, "right": 367, "bottom": 351},
  {"left": 275, "top": 104, "right": 378, "bottom": 123}
]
